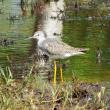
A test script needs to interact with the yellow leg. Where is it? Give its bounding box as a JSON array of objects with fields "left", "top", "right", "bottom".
[
  {"left": 53, "top": 60, "right": 57, "bottom": 84},
  {"left": 60, "top": 64, "right": 63, "bottom": 83}
]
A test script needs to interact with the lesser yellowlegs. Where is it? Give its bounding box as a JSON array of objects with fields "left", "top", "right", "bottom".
[{"left": 29, "top": 31, "right": 89, "bottom": 84}]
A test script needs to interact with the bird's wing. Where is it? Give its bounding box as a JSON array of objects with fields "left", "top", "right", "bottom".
[{"left": 41, "top": 39, "right": 88, "bottom": 55}]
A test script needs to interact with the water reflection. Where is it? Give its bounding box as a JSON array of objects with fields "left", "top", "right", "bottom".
[
  {"left": 0, "top": 0, "right": 4, "bottom": 4},
  {"left": 96, "top": 47, "right": 102, "bottom": 64},
  {"left": 0, "top": 0, "right": 36, "bottom": 78},
  {"left": 0, "top": 0, "right": 110, "bottom": 82},
  {"left": 0, "top": 38, "right": 15, "bottom": 47},
  {"left": 63, "top": 7, "right": 110, "bottom": 82}
]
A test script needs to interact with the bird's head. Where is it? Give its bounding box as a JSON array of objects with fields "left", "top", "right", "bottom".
[{"left": 29, "top": 31, "right": 46, "bottom": 41}]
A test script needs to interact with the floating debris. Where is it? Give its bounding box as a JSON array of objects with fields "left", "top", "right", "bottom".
[{"left": 0, "top": 38, "right": 15, "bottom": 47}]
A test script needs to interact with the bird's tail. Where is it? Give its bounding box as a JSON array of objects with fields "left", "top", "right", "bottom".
[
  {"left": 74, "top": 48, "right": 89, "bottom": 52},
  {"left": 79, "top": 48, "right": 89, "bottom": 52},
  {"left": 72, "top": 51, "right": 85, "bottom": 56}
]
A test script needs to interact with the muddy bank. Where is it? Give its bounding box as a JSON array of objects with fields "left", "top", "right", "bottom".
[{"left": 0, "top": 75, "right": 110, "bottom": 110}]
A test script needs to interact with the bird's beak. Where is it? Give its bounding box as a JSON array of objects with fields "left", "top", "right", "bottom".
[
  {"left": 28, "top": 37, "right": 33, "bottom": 39},
  {"left": 24, "top": 36, "right": 33, "bottom": 40}
]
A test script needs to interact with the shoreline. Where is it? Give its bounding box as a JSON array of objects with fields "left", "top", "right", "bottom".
[{"left": 0, "top": 73, "right": 110, "bottom": 110}]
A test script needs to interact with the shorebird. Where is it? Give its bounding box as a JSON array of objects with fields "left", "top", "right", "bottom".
[{"left": 29, "top": 31, "right": 89, "bottom": 84}]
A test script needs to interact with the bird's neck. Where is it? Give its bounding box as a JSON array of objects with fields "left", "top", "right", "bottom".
[{"left": 38, "top": 38, "right": 45, "bottom": 45}]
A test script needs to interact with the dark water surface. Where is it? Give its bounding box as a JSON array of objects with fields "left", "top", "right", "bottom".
[
  {"left": 63, "top": 8, "right": 110, "bottom": 82},
  {"left": 0, "top": 0, "right": 34, "bottom": 65},
  {"left": 0, "top": 0, "right": 110, "bottom": 82}
]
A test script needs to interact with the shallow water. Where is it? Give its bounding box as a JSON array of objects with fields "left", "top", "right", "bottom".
[
  {"left": 0, "top": 0, "right": 34, "bottom": 65},
  {"left": 63, "top": 9, "right": 110, "bottom": 82},
  {"left": 0, "top": 0, "right": 110, "bottom": 82}
]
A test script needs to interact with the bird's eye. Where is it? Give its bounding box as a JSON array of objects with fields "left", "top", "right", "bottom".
[{"left": 37, "top": 34, "right": 39, "bottom": 36}]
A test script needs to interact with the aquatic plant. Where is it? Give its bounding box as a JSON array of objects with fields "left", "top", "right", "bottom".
[
  {"left": 0, "top": 71, "right": 109, "bottom": 110},
  {"left": 0, "top": 67, "right": 14, "bottom": 85}
]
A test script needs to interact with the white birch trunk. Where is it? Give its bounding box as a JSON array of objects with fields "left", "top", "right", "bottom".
[
  {"left": 33, "top": 0, "right": 65, "bottom": 76},
  {"left": 36, "top": 0, "right": 65, "bottom": 63},
  {"left": 42, "top": 0, "right": 65, "bottom": 39}
]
